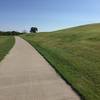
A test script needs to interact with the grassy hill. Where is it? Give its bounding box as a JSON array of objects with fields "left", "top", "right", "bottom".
[
  {"left": 0, "top": 36, "right": 15, "bottom": 61},
  {"left": 22, "top": 23, "right": 100, "bottom": 100}
]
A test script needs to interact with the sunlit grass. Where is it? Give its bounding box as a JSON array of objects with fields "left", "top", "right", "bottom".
[
  {"left": 0, "top": 36, "right": 15, "bottom": 61},
  {"left": 22, "top": 23, "right": 100, "bottom": 100}
]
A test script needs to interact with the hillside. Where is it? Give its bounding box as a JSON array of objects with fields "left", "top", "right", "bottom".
[{"left": 22, "top": 23, "right": 100, "bottom": 100}]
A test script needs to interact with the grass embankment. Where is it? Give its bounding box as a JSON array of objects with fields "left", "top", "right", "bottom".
[
  {"left": 0, "top": 36, "right": 15, "bottom": 61},
  {"left": 22, "top": 23, "right": 100, "bottom": 100}
]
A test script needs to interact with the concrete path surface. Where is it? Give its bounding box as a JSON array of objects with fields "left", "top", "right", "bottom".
[{"left": 0, "top": 37, "right": 80, "bottom": 100}]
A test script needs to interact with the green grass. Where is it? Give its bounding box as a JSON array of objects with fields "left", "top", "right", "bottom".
[
  {"left": 0, "top": 36, "right": 15, "bottom": 61},
  {"left": 22, "top": 23, "right": 100, "bottom": 100}
]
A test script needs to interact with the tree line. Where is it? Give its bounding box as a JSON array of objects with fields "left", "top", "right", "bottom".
[
  {"left": 0, "top": 31, "right": 24, "bottom": 36},
  {"left": 0, "top": 27, "right": 38, "bottom": 36}
]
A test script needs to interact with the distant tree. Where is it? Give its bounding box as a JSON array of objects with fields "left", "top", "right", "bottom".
[{"left": 30, "top": 27, "right": 38, "bottom": 33}]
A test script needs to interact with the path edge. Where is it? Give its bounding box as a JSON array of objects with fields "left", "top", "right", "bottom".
[{"left": 21, "top": 37, "right": 84, "bottom": 100}]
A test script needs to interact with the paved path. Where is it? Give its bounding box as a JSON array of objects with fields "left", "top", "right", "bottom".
[{"left": 0, "top": 37, "right": 80, "bottom": 100}]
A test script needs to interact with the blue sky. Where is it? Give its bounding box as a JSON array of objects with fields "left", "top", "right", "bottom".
[{"left": 0, "top": 0, "right": 100, "bottom": 32}]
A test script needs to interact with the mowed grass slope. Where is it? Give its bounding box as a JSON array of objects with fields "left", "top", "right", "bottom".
[
  {"left": 0, "top": 36, "right": 15, "bottom": 61},
  {"left": 22, "top": 23, "right": 100, "bottom": 100}
]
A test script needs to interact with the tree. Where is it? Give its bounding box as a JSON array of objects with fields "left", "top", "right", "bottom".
[{"left": 30, "top": 27, "right": 38, "bottom": 33}]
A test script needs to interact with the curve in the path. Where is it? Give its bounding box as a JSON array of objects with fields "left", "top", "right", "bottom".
[{"left": 0, "top": 37, "right": 80, "bottom": 100}]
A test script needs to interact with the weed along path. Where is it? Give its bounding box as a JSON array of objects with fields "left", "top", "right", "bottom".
[{"left": 0, "top": 37, "right": 80, "bottom": 100}]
